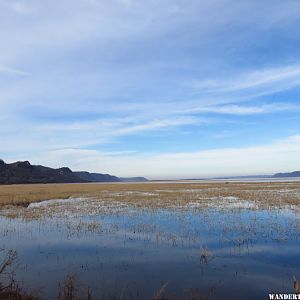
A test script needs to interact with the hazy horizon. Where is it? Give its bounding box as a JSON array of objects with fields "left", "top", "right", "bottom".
[
  {"left": 1, "top": 157, "right": 299, "bottom": 180},
  {"left": 1, "top": 1, "right": 300, "bottom": 178}
]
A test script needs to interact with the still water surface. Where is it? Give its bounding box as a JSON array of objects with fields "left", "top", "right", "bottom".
[{"left": 0, "top": 197, "right": 299, "bottom": 299}]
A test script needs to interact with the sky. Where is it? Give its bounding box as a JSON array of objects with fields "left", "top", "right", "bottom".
[{"left": 1, "top": 0, "right": 300, "bottom": 179}]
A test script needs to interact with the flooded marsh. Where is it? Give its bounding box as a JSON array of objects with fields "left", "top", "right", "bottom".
[{"left": 0, "top": 182, "right": 300, "bottom": 299}]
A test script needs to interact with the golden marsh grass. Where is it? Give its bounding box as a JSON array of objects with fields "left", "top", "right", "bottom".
[{"left": 0, "top": 181, "right": 299, "bottom": 211}]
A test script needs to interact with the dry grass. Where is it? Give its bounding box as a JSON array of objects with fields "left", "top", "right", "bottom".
[
  {"left": 293, "top": 275, "right": 300, "bottom": 294},
  {"left": 57, "top": 275, "right": 92, "bottom": 300},
  {"left": 0, "top": 181, "right": 300, "bottom": 210},
  {"left": 200, "top": 246, "right": 213, "bottom": 265},
  {"left": 0, "top": 250, "right": 38, "bottom": 300},
  {"left": 153, "top": 282, "right": 169, "bottom": 300}
]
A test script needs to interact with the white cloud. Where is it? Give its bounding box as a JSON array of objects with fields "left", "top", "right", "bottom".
[
  {"left": 14, "top": 134, "right": 300, "bottom": 179},
  {"left": 191, "top": 65, "right": 300, "bottom": 99},
  {"left": 0, "top": 65, "right": 29, "bottom": 77},
  {"left": 0, "top": 115, "right": 204, "bottom": 155},
  {"left": 177, "top": 103, "right": 300, "bottom": 115},
  {"left": 114, "top": 117, "right": 201, "bottom": 135},
  {"left": 9, "top": 2, "right": 35, "bottom": 14}
]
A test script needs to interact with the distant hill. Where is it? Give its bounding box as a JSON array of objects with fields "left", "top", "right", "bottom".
[
  {"left": 0, "top": 160, "right": 86, "bottom": 184},
  {"left": 273, "top": 171, "right": 300, "bottom": 178},
  {"left": 213, "top": 175, "right": 271, "bottom": 180},
  {"left": 74, "top": 173, "right": 148, "bottom": 183},
  {"left": 74, "top": 171, "right": 121, "bottom": 182},
  {"left": 0, "top": 160, "right": 147, "bottom": 184},
  {"left": 120, "top": 177, "right": 148, "bottom": 182},
  {"left": 184, "top": 172, "right": 300, "bottom": 181}
]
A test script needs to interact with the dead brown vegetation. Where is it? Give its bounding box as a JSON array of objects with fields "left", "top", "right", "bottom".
[
  {"left": 0, "top": 181, "right": 299, "bottom": 212},
  {"left": 0, "top": 250, "right": 38, "bottom": 300}
]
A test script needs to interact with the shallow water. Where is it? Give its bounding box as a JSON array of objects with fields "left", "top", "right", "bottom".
[{"left": 0, "top": 196, "right": 300, "bottom": 299}]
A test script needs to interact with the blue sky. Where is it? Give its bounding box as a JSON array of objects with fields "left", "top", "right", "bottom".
[{"left": 1, "top": 0, "right": 300, "bottom": 179}]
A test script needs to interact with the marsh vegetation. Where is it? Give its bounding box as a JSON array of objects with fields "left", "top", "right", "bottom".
[{"left": 0, "top": 181, "right": 299, "bottom": 299}]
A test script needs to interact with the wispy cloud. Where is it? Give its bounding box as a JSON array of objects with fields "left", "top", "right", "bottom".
[
  {"left": 0, "top": 65, "right": 29, "bottom": 77},
  {"left": 0, "top": 114, "right": 205, "bottom": 155},
  {"left": 114, "top": 117, "right": 202, "bottom": 135},
  {"left": 21, "top": 134, "right": 300, "bottom": 178},
  {"left": 8, "top": 2, "right": 35, "bottom": 14},
  {"left": 191, "top": 65, "right": 300, "bottom": 99},
  {"left": 177, "top": 103, "right": 300, "bottom": 115}
]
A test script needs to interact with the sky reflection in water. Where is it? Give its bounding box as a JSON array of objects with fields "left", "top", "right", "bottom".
[{"left": 0, "top": 198, "right": 299, "bottom": 299}]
